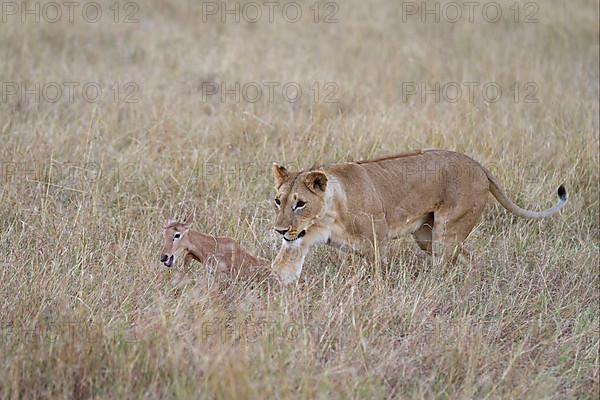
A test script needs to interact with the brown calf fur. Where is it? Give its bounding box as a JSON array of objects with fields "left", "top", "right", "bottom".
[{"left": 160, "top": 214, "right": 272, "bottom": 282}]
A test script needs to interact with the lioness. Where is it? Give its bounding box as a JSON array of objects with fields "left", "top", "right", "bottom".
[{"left": 271, "top": 149, "right": 567, "bottom": 284}]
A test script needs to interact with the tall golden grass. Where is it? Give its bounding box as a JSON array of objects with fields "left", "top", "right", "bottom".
[{"left": 0, "top": 0, "right": 598, "bottom": 398}]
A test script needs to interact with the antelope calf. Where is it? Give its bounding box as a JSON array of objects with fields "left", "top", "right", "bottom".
[{"left": 160, "top": 214, "right": 270, "bottom": 280}]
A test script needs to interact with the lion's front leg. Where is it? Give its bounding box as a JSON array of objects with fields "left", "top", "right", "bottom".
[
  {"left": 272, "top": 240, "right": 308, "bottom": 285},
  {"left": 271, "top": 223, "right": 331, "bottom": 285}
]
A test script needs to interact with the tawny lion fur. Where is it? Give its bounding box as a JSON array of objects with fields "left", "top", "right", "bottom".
[{"left": 271, "top": 149, "right": 567, "bottom": 284}]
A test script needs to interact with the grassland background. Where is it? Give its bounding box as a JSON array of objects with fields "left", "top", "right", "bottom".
[{"left": 0, "top": 0, "right": 598, "bottom": 398}]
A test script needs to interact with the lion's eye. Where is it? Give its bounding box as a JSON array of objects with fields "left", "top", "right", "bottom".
[
  {"left": 274, "top": 198, "right": 281, "bottom": 207},
  {"left": 294, "top": 200, "right": 306, "bottom": 210},
  {"left": 173, "top": 233, "right": 181, "bottom": 240}
]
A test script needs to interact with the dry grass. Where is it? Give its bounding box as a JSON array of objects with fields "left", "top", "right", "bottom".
[{"left": 0, "top": 0, "right": 598, "bottom": 398}]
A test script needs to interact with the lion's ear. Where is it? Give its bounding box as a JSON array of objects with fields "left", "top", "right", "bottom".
[
  {"left": 273, "top": 163, "right": 288, "bottom": 187},
  {"left": 304, "top": 171, "right": 327, "bottom": 194}
]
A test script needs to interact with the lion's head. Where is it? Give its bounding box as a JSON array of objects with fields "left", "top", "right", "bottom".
[{"left": 271, "top": 163, "right": 328, "bottom": 243}]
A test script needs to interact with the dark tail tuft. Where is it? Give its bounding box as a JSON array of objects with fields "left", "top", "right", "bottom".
[{"left": 557, "top": 184, "right": 567, "bottom": 201}]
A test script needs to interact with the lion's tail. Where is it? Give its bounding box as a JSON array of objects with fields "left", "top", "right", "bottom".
[{"left": 484, "top": 168, "right": 568, "bottom": 219}]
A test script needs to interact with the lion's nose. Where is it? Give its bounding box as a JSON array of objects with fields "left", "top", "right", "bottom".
[{"left": 275, "top": 228, "right": 289, "bottom": 236}]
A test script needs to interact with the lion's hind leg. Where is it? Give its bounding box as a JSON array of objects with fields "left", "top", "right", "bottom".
[
  {"left": 411, "top": 212, "right": 434, "bottom": 255},
  {"left": 431, "top": 202, "right": 487, "bottom": 265}
]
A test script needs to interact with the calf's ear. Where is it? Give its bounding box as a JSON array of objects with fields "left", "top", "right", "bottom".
[{"left": 183, "top": 212, "right": 194, "bottom": 229}]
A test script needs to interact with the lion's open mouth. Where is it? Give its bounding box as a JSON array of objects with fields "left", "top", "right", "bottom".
[{"left": 284, "top": 230, "right": 306, "bottom": 242}]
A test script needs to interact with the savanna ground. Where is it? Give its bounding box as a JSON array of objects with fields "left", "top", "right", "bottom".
[{"left": 0, "top": 0, "right": 598, "bottom": 398}]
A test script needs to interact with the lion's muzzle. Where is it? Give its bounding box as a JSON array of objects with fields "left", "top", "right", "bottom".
[
  {"left": 283, "top": 229, "right": 306, "bottom": 242},
  {"left": 275, "top": 226, "right": 306, "bottom": 242}
]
